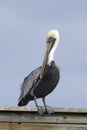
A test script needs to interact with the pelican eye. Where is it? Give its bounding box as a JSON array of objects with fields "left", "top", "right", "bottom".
[{"left": 47, "top": 37, "right": 56, "bottom": 43}]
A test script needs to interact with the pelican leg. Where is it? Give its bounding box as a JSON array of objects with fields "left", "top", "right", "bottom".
[
  {"left": 42, "top": 97, "right": 47, "bottom": 107},
  {"left": 42, "top": 97, "right": 54, "bottom": 114},
  {"left": 34, "top": 97, "right": 45, "bottom": 115}
]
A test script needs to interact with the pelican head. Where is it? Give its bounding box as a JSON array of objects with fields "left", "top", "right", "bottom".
[{"left": 40, "top": 29, "right": 59, "bottom": 79}]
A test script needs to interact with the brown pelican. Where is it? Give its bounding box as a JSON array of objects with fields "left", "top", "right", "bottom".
[{"left": 18, "top": 29, "right": 60, "bottom": 114}]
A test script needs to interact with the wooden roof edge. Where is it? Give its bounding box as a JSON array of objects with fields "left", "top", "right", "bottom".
[{"left": 0, "top": 106, "right": 87, "bottom": 113}]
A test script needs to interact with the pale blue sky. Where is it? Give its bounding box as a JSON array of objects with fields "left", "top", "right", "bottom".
[{"left": 0, "top": 0, "right": 87, "bottom": 108}]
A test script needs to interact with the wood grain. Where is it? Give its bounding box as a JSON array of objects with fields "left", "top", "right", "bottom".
[{"left": 0, "top": 106, "right": 87, "bottom": 130}]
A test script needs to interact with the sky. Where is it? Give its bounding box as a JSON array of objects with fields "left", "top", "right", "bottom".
[{"left": 0, "top": 0, "right": 87, "bottom": 108}]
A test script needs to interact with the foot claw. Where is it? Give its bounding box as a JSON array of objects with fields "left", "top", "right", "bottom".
[
  {"left": 45, "top": 106, "right": 54, "bottom": 114},
  {"left": 37, "top": 106, "right": 45, "bottom": 115}
]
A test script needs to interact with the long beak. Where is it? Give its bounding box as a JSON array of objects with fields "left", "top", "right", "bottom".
[{"left": 39, "top": 42, "right": 53, "bottom": 79}]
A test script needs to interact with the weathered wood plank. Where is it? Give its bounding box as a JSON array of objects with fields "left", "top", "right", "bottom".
[
  {"left": 0, "top": 123, "right": 87, "bottom": 130},
  {"left": 0, "top": 107, "right": 87, "bottom": 130},
  {"left": 0, "top": 106, "right": 87, "bottom": 113},
  {"left": 0, "top": 106, "right": 87, "bottom": 124}
]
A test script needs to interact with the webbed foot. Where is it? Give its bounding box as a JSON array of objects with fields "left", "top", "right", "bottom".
[
  {"left": 37, "top": 106, "right": 45, "bottom": 115},
  {"left": 45, "top": 106, "right": 54, "bottom": 114}
]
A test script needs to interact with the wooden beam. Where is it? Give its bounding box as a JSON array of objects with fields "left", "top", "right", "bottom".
[{"left": 0, "top": 106, "right": 87, "bottom": 130}]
